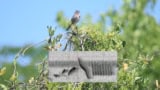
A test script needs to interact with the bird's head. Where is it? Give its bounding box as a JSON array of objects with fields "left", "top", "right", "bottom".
[{"left": 75, "top": 10, "right": 80, "bottom": 14}]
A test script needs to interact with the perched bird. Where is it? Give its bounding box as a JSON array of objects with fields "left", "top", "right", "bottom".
[{"left": 66, "top": 10, "right": 80, "bottom": 30}]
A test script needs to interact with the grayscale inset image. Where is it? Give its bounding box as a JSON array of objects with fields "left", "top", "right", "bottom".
[{"left": 48, "top": 51, "right": 117, "bottom": 82}]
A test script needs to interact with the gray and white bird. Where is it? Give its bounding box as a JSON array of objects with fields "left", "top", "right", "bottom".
[{"left": 66, "top": 10, "right": 80, "bottom": 30}]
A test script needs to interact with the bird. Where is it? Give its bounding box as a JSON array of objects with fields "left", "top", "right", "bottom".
[{"left": 66, "top": 10, "right": 80, "bottom": 30}]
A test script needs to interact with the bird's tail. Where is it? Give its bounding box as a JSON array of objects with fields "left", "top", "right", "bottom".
[{"left": 66, "top": 24, "right": 72, "bottom": 30}]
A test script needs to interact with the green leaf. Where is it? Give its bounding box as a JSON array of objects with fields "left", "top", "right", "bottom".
[
  {"left": 135, "top": 77, "right": 141, "bottom": 81},
  {"left": 0, "top": 84, "right": 8, "bottom": 90},
  {"left": 122, "top": 41, "right": 126, "bottom": 47},
  {"left": 47, "top": 26, "right": 54, "bottom": 37}
]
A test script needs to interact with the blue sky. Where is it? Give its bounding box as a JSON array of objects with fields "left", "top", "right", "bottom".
[{"left": 0, "top": 0, "right": 160, "bottom": 47}]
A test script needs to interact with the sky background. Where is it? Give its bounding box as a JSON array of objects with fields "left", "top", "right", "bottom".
[{"left": 0, "top": 0, "right": 160, "bottom": 47}]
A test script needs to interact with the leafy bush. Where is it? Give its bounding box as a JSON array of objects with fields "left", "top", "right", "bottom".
[{"left": 1, "top": 0, "right": 160, "bottom": 89}]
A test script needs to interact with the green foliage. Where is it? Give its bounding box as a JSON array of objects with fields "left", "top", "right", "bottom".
[
  {"left": 53, "top": 0, "right": 160, "bottom": 89},
  {"left": 0, "top": 0, "right": 160, "bottom": 89},
  {"left": 56, "top": 11, "right": 69, "bottom": 28},
  {"left": 0, "top": 48, "right": 48, "bottom": 90}
]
